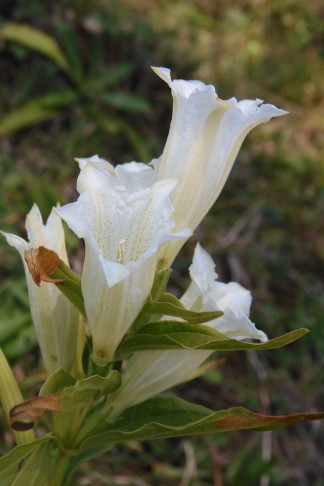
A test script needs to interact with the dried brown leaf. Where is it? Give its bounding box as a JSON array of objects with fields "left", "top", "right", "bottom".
[
  {"left": 10, "top": 394, "right": 60, "bottom": 431},
  {"left": 24, "top": 247, "right": 64, "bottom": 286}
]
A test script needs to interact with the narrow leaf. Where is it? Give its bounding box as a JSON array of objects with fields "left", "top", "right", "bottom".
[
  {"left": 81, "top": 397, "right": 324, "bottom": 448},
  {"left": 9, "top": 371, "right": 121, "bottom": 430},
  {"left": 56, "top": 22, "right": 83, "bottom": 82},
  {"left": 150, "top": 262, "right": 172, "bottom": 302},
  {"left": 103, "top": 92, "right": 151, "bottom": 113},
  {"left": 131, "top": 266, "right": 172, "bottom": 331},
  {"left": 141, "top": 295, "right": 223, "bottom": 324},
  {"left": 39, "top": 368, "right": 76, "bottom": 397},
  {"left": 119, "top": 323, "right": 309, "bottom": 357},
  {"left": 9, "top": 439, "right": 59, "bottom": 485},
  {"left": 0, "top": 91, "right": 77, "bottom": 137},
  {"left": 0, "top": 23, "right": 70, "bottom": 72},
  {"left": 60, "top": 371, "right": 121, "bottom": 412},
  {"left": 0, "top": 436, "right": 55, "bottom": 484}
]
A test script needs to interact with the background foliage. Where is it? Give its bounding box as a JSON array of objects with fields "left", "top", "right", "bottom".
[{"left": 0, "top": 0, "right": 323, "bottom": 484}]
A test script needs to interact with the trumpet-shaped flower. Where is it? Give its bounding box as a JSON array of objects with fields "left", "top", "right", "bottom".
[
  {"left": 151, "top": 67, "right": 288, "bottom": 263},
  {"left": 1, "top": 205, "right": 81, "bottom": 375},
  {"left": 57, "top": 157, "right": 189, "bottom": 365},
  {"left": 107, "top": 244, "right": 267, "bottom": 417}
]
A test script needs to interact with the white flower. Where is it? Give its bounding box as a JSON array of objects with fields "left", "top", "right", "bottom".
[
  {"left": 152, "top": 67, "right": 288, "bottom": 263},
  {"left": 57, "top": 156, "right": 189, "bottom": 365},
  {"left": 107, "top": 244, "right": 266, "bottom": 417},
  {"left": 1, "top": 205, "right": 82, "bottom": 375},
  {"left": 181, "top": 244, "right": 267, "bottom": 341}
]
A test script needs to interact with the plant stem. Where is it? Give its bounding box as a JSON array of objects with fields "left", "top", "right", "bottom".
[{"left": 49, "top": 449, "right": 73, "bottom": 486}]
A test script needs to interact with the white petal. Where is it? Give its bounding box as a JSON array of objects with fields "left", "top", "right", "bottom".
[
  {"left": 151, "top": 66, "right": 172, "bottom": 88},
  {"left": 108, "top": 348, "right": 210, "bottom": 417},
  {"left": 59, "top": 159, "right": 188, "bottom": 364},
  {"left": 152, "top": 66, "right": 218, "bottom": 97},
  {"left": 213, "top": 310, "right": 268, "bottom": 342},
  {"left": 190, "top": 243, "right": 219, "bottom": 289},
  {"left": 182, "top": 244, "right": 267, "bottom": 343},
  {"left": 75, "top": 154, "right": 115, "bottom": 175},
  {"left": 56, "top": 200, "right": 87, "bottom": 240},
  {"left": 115, "top": 161, "right": 158, "bottom": 190},
  {"left": 1, "top": 232, "right": 27, "bottom": 256},
  {"left": 25, "top": 204, "right": 44, "bottom": 246},
  {"left": 154, "top": 68, "right": 287, "bottom": 263},
  {"left": 2, "top": 206, "right": 82, "bottom": 375},
  {"left": 99, "top": 256, "right": 130, "bottom": 287}
]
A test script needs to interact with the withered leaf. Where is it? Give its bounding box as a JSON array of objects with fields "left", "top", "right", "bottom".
[
  {"left": 211, "top": 409, "right": 324, "bottom": 431},
  {"left": 10, "top": 394, "right": 60, "bottom": 431},
  {"left": 24, "top": 247, "right": 65, "bottom": 286}
]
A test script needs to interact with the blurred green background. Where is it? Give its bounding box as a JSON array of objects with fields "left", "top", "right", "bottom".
[{"left": 0, "top": 0, "right": 323, "bottom": 484}]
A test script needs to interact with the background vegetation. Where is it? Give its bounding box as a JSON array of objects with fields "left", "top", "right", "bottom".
[{"left": 0, "top": 0, "right": 323, "bottom": 484}]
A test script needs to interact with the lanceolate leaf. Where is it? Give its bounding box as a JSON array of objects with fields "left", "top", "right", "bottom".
[
  {"left": 0, "top": 23, "right": 70, "bottom": 72},
  {"left": 9, "top": 371, "right": 121, "bottom": 431},
  {"left": 151, "top": 306, "right": 222, "bottom": 324},
  {"left": 60, "top": 371, "right": 121, "bottom": 412},
  {"left": 0, "top": 91, "right": 77, "bottom": 137},
  {"left": 39, "top": 368, "right": 76, "bottom": 397},
  {"left": 150, "top": 263, "right": 172, "bottom": 302},
  {"left": 0, "top": 436, "right": 56, "bottom": 485},
  {"left": 80, "top": 396, "right": 324, "bottom": 449},
  {"left": 133, "top": 294, "right": 222, "bottom": 329},
  {"left": 119, "top": 322, "right": 309, "bottom": 357}
]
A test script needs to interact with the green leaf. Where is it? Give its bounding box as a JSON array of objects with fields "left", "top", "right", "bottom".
[
  {"left": 39, "top": 368, "right": 76, "bottom": 397},
  {"left": 0, "top": 313, "right": 30, "bottom": 343},
  {"left": 80, "top": 396, "right": 324, "bottom": 449},
  {"left": 101, "top": 63, "right": 135, "bottom": 88},
  {"left": 0, "top": 436, "right": 56, "bottom": 485},
  {"left": 150, "top": 263, "right": 172, "bottom": 302},
  {"left": 60, "top": 371, "right": 121, "bottom": 412},
  {"left": 103, "top": 92, "right": 151, "bottom": 113},
  {"left": 139, "top": 294, "right": 223, "bottom": 324},
  {"left": 56, "top": 22, "right": 83, "bottom": 84},
  {"left": 131, "top": 267, "right": 173, "bottom": 331},
  {"left": 157, "top": 294, "right": 221, "bottom": 322},
  {"left": 2, "top": 325, "right": 37, "bottom": 361},
  {"left": 51, "top": 261, "right": 86, "bottom": 317},
  {"left": 0, "top": 23, "right": 70, "bottom": 72},
  {"left": 0, "top": 91, "right": 77, "bottom": 137},
  {"left": 156, "top": 292, "right": 186, "bottom": 308},
  {"left": 119, "top": 322, "right": 309, "bottom": 357}
]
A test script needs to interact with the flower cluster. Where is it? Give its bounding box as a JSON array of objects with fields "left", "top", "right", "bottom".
[{"left": 2, "top": 67, "right": 286, "bottom": 414}]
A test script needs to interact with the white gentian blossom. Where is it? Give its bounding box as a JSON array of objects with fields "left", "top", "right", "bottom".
[
  {"left": 107, "top": 244, "right": 267, "bottom": 417},
  {"left": 1, "top": 205, "right": 82, "bottom": 375},
  {"left": 151, "top": 67, "right": 288, "bottom": 263},
  {"left": 57, "top": 156, "right": 189, "bottom": 366}
]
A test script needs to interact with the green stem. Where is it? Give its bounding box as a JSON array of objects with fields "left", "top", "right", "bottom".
[
  {"left": 49, "top": 448, "right": 73, "bottom": 486},
  {"left": 88, "top": 356, "right": 111, "bottom": 377},
  {"left": 73, "top": 404, "right": 107, "bottom": 447}
]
